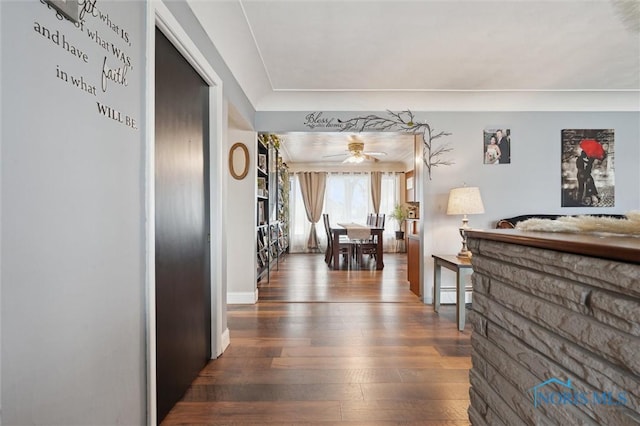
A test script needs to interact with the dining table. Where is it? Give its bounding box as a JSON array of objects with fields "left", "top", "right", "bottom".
[{"left": 332, "top": 222, "right": 384, "bottom": 270}]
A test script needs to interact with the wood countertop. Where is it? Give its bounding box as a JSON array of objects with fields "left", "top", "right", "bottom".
[{"left": 466, "top": 229, "right": 640, "bottom": 264}]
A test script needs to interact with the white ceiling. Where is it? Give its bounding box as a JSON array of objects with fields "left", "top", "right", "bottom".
[
  {"left": 188, "top": 0, "right": 639, "bottom": 164},
  {"left": 277, "top": 132, "right": 415, "bottom": 165},
  {"left": 189, "top": 0, "right": 639, "bottom": 104}
]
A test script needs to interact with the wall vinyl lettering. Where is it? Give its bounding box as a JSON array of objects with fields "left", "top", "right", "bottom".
[
  {"left": 36, "top": 0, "right": 138, "bottom": 130},
  {"left": 229, "top": 142, "right": 250, "bottom": 180}
]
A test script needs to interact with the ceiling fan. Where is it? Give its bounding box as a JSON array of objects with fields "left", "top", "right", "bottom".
[{"left": 323, "top": 138, "right": 388, "bottom": 163}]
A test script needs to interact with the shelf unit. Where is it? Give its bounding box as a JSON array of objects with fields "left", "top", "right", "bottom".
[{"left": 256, "top": 134, "right": 289, "bottom": 282}]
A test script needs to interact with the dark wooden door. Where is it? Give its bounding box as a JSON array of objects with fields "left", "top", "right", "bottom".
[{"left": 155, "top": 28, "right": 211, "bottom": 422}]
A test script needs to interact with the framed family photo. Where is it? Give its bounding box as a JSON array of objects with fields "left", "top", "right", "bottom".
[{"left": 483, "top": 128, "right": 511, "bottom": 165}]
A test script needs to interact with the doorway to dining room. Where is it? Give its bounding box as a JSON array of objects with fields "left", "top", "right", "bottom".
[
  {"left": 282, "top": 132, "right": 417, "bottom": 254},
  {"left": 260, "top": 131, "right": 422, "bottom": 302}
]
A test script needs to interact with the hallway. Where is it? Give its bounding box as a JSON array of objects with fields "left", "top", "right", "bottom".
[{"left": 162, "top": 254, "right": 472, "bottom": 425}]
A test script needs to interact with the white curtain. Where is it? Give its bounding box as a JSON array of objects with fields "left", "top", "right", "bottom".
[
  {"left": 324, "top": 172, "right": 371, "bottom": 227},
  {"left": 379, "top": 172, "right": 402, "bottom": 251},
  {"left": 289, "top": 172, "right": 403, "bottom": 253}
]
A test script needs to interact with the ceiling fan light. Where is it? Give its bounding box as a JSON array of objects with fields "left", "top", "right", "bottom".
[
  {"left": 343, "top": 155, "right": 365, "bottom": 164},
  {"left": 348, "top": 141, "right": 365, "bottom": 153},
  {"left": 324, "top": 136, "right": 388, "bottom": 163}
]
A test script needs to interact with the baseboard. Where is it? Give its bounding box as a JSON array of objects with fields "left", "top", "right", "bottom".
[
  {"left": 437, "top": 292, "right": 473, "bottom": 304},
  {"left": 227, "top": 289, "right": 258, "bottom": 304},
  {"left": 221, "top": 328, "right": 230, "bottom": 353}
]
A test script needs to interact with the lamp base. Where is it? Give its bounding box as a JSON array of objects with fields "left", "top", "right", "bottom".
[
  {"left": 457, "top": 225, "right": 472, "bottom": 259},
  {"left": 457, "top": 249, "right": 472, "bottom": 259}
]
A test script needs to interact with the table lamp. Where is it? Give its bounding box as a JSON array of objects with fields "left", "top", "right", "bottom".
[{"left": 446, "top": 186, "right": 485, "bottom": 258}]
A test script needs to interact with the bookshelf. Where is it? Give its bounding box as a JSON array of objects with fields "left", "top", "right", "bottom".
[{"left": 256, "top": 134, "right": 289, "bottom": 281}]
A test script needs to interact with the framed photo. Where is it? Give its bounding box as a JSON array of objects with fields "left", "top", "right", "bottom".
[
  {"left": 483, "top": 128, "right": 511, "bottom": 164},
  {"left": 258, "top": 201, "right": 266, "bottom": 224},
  {"left": 257, "top": 177, "right": 266, "bottom": 197},
  {"left": 258, "top": 154, "right": 267, "bottom": 172},
  {"left": 561, "top": 129, "right": 614, "bottom": 207}
]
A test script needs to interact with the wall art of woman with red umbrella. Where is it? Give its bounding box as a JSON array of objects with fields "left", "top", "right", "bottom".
[
  {"left": 561, "top": 128, "right": 615, "bottom": 208},
  {"left": 576, "top": 139, "right": 606, "bottom": 206}
]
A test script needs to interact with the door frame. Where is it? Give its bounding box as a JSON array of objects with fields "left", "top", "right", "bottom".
[
  {"left": 145, "top": 2, "right": 227, "bottom": 424},
  {"left": 414, "top": 135, "right": 425, "bottom": 300}
]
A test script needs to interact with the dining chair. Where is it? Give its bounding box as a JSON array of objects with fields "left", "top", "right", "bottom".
[
  {"left": 323, "top": 213, "right": 352, "bottom": 267},
  {"left": 366, "top": 213, "right": 376, "bottom": 226},
  {"left": 356, "top": 213, "right": 385, "bottom": 264}
]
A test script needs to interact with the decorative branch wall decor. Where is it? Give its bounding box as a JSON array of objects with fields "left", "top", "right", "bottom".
[{"left": 337, "top": 110, "right": 453, "bottom": 179}]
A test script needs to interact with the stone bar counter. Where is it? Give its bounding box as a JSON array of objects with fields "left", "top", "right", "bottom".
[{"left": 465, "top": 229, "right": 640, "bottom": 425}]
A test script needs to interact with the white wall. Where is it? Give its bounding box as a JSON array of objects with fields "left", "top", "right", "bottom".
[
  {"left": 226, "top": 126, "right": 259, "bottom": 304},
  {"left": 1, "top": 1, "right": 145, "bottom": 424},
  {"left": 421, "top": 111, "right": 640, "bottom": 303},
  {"left": 0, "top": 1, "right": 260, "bottom": 423}
]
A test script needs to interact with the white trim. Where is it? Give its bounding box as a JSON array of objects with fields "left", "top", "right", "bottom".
[
  {"left": 221, "top": 328, "right": 231, "bottom": 353},
  {"left": 254, "top": 91, "right": 640, "bottom": 112},
  {"left": 0, "top": 1, "right": 3, "bottom": 422},
  {"left": 414, "top": 135, "right": 425, "bottom": 304},
  {"left": 227, "top": 289, "right": 259, "bottom": 305},
  {"left": 271, "top": 88, "right": 640, "bottom": 93},
  {"left": 144, "top": 2, "right": 157, "bottom": 424},
  {"left": 435, "top": 291, "right": 473, "bottom": 305},
  {"left": 146, "top": 1, "right": 226, "bottom": 424}
]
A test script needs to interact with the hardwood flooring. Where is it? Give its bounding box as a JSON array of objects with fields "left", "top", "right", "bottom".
[{"left": 162, "top": 253, "right": 472, "bottom": 425}]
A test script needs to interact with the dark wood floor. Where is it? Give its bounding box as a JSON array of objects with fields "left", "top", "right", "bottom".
[
  {"left": 161, "top": 253, "right": 472, "bottom": 425},
  {"left": 258, "top": 252, "right": 421, "bottom": 303}
]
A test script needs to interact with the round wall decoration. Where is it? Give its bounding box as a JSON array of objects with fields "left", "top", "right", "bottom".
[{"left": 229, "top": 142, "right": 250, "bottom": 180}]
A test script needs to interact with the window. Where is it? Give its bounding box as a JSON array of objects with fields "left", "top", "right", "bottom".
[{"left": 289, "top": 172, "right": 402, "bottom": 253}]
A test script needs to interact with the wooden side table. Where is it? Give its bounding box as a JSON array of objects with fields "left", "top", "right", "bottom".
[{"left": 432, "top": 254, "right": 473, "bottom": 331}]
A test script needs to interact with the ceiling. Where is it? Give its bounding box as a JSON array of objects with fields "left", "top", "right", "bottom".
[
  {"left": 188, "top": 0, "right": 640, "bottom": 164},
  {"left": 277, "top": 132, "right": 415, "bottom": 165}
]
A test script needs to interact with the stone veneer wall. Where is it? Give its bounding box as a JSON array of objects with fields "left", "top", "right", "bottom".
[{"left": 466, "top": 237, "right": 640, "bottom": 425}]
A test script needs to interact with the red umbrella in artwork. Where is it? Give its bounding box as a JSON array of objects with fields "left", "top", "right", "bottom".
[{"left": 579, "top": 139, "right": 605, "bottom": 160}]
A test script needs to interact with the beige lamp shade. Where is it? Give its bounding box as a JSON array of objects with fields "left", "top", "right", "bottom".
[
  {"left": 447, "top": 187, "right": 485, "bottom": 216},
  {"left": 446, "top": 186, "right": 484, "bottom": 258}
]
